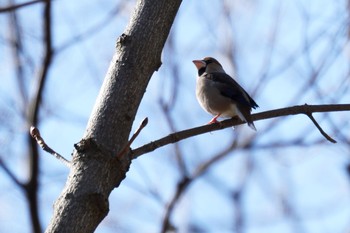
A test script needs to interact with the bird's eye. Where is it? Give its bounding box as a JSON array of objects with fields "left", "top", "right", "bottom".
[{"left": 205, "top": 59, "right": 213, "bottom": 65}]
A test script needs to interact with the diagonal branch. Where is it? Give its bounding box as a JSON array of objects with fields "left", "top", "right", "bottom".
[
  {"left": 160, "top": 140, "right": 238, "bottom": 233},
  {"left": 28, "top": 1, "right": 54, "bottom": 125},
  {"left": 0, "top": 156, "right": 24, "bottom": 188},
  {"left": 305, "top": 113, "right": 336, "bottom": 143},
  {"left": 45, "top": 1, "right": 183, "bottom": 231},
  {"left": 8, "top": 1, "right": 28, "bottom": 113},
  {"left": 116, "top": 117, "right": 148, "bottom": 158},
  {"left": 159, "top": 103, "right": 347, "bottom": 232},
  {"left": 30, "top": 126, "right": 71, "bottom": 167},
  {"left": 56, "top": 3, "right": 125, "bottom": 52},
  {"left": 26, "top": 1, "right": 54, "bottom": 233},
  {"left": 0, "top": 0, "right": 46, "bottom": 13},
  {"left": 131, "top": 104, "right": 350, "bottom": 159}
]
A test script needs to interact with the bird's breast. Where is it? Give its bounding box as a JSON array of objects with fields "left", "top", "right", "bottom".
[{"left": 196, "top": 76, "right": 238, "bottom": 117}]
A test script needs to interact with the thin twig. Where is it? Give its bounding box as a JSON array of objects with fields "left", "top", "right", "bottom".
[
  {"left": 160, "top": 176, "right": 190, "bottom": 233},
  {"left": 8, "top": 4, "right": 28, "bottom": 113},
  {"left": 131, "top": 104, "right": 350, "bottom": 159},
  {"left": 25, "top": 2, "right": 54, "bottom": 232},
  {"left": 305, "top": 113, "right": 336, "bottom": 143},
  {"left": 57, "top": 3, "right": 125, "bottom": 52},
  {"left": 0, "top": 0, "right": 46, "bottom": 13},
  {"left": 160, "top": 141, "right": 238, "bottom": 233},
  {"left": 159, "top": 98, "right": 188, "bottom": 176},
  {"left": 0, "top": 156, "right": 23, "bottom": 188},
  {"left": 116, "top": 117, "right": 148, "bottom": 158},
  {"left": 30, "top": 126, "right": 71, "bottom": 167}
]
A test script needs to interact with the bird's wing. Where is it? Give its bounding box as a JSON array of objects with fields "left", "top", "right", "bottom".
[{"left": 205, "top": 72, "right": 258, "bottom": 109}]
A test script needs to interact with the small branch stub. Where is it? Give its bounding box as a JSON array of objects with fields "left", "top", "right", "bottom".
[
  {"left": 116, "top": 33, "right": 130, "bottom": 48},
  {"left": 30, "top": 126, "right": 71, "bottom": 167},
  {"left": 116, "top": 117, "right": 148, "bottom": 158},
  {"left": 305, "top": 112, "right": 336, "bottom": 143}
]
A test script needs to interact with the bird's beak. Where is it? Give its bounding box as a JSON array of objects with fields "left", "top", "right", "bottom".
[{"left": 192, "top": 60, "right": 206, "bottom": 70}]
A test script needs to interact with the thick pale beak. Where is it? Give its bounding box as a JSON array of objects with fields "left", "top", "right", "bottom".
[{"left": 192, "top": 60, "right": 206, "bottom": 70}]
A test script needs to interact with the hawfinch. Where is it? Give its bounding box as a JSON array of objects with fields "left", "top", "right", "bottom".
[{"left": 192, "top": 57, "right": 258, "bottom": 130}]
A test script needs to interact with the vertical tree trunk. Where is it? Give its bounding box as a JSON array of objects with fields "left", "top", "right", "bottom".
[{"left": 45, "top": 0, "right": 182, "bottom": 232}]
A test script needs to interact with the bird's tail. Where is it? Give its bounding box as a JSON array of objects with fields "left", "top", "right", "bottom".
[
  {"left": 235, "top": 106, "right": 257, "bottom": 131},
  {"left": 247, "top": 121, "right": 257, "bottom": 131}
]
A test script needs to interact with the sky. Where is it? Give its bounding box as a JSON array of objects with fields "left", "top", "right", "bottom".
[{"left": 0, "top": 0, "right": 350, "bottom": 232}]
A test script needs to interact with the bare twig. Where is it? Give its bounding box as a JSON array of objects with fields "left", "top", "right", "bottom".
[
  {"left": 8, "top": 3, "right": 28, "bottom": 113},
  {"left": 57, "top": 3, "right": 125, "bottom": 52},
  {"left": 23, "top": 1, "right": 54, "bottom": 232},
  {"left": 30, "top": 126, "right": 71, "bottom": 167},
  {"left": 160, "top": 176, "right": 190, "bottom": 233},
  {"left": 159, "top": 98, "right": 188, "bottom": 176},
  {"left": 131, "top": 104, "right": 350, "bottom": 159},
  {"left": 116, "top": 117, "right": 148, "bottom": 158},
  {"left": 0, "top": 0, "right": 46, "bottom": 13},
  {"left": 305, "top": 113, "right": 336, "bottom": 143},
  {"left": 160, "top": 140, "right": 238, "bottom": 233},
  {"left": 0, "top": 156, "right": 23, "bottom": 188},
  {"left": 251, "top": 1, "right": 282, "bottom": 97}
]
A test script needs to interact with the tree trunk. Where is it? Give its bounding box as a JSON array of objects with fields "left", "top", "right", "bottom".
[{"left": 45, "top": 0, "right": 182, "bottom": 232}]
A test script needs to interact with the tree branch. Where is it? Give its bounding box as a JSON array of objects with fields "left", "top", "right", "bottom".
[
  {"left": 0, "top": 0, "right": 46, "bottom": 13},
  {"left": 30, "top": 126, "right": 71, "bottom": 167},
  {"left": 26, "top": 1, "right": 54, "bottom": 232},
  {"left": 305, "top": 113, "right": 336, "bottom": 143},
  {"left": 131, "top": 104, "right": 350, "bottom": 159},
  {"left": 45, "top": 1, "right": 183, "bottom": 232},
  {"left": 56, "top": 3, "right": 125, "bottom": 52},
  {"left": 116, "top": 117, "right": 148, "bottom": 158},
  {"left": 161, "top": 141, "right": 238, "bottom": 233},
  {"left": 8, "top": 1, "right": 28, "bottom": 113},
  {"left": 0, "top": 156, "right": 24, "bottom": 188}
]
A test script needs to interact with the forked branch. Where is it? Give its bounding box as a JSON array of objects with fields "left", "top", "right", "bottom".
[
  {"left": 305, "top": 112, "right": 336, "bottom": 143},
  {"left": 30, "top": 118, "right": 149, "bottom": 165},
  {"left": 30, "top": 104, "right": 349, "bottom": 165},
  {"left": 131, "top": 104, "right": 350, "bottom": 159},
  {"left": 116, "top": 117, "right": 148, "bottom": 158}
]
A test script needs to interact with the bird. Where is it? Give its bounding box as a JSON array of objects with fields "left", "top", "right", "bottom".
[{"left": 192, "top": 57, "right": 258, "bottom": 130}]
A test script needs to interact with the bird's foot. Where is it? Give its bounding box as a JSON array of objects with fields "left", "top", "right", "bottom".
[
  {"left": 208, "top": 114, "right": 221, "bottom": 124},
  {"left": 208, "top": 118, "right": 219, "bottom": 124}
]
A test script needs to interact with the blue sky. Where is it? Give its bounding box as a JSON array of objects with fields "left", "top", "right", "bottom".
[{"left": 0, "top": 0, "right": 349, "bottom": 232}]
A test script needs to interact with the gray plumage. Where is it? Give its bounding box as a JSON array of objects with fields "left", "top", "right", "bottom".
[{"left": 193, "top": 57, "right": 258, "bottom": 130}]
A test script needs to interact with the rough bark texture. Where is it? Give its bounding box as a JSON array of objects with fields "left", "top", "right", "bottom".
[{"left": 45, "top": 0, "right": 182, "bottom": 232}]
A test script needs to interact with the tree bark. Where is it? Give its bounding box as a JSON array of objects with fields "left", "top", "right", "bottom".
[{"left": 45, "top": 0, "right": 182, "bottom": 232}]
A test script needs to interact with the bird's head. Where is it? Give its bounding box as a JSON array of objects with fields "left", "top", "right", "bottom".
[{"left": 192, "top": 57, "right": 225, "bottom": 75}]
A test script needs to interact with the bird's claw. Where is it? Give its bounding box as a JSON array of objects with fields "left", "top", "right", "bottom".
[
  {"left": 208, "top": 118, "right": 219, "bottom": 124},
  {"left": 208, "top": 119, "right": 218, "bottom": 124}
]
